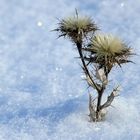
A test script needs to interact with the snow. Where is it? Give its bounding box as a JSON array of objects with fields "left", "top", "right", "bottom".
[
  {"left": 0, "top": 0, "right": 140, "bottom": 139},
  {"left": 120, "top": 3, "right": 124, "bottom": 7},
  {"left": 37, "top": 21, "right": 43, "bottom": 27}
]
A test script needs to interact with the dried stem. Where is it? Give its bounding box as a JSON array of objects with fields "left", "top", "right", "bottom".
[
  {"left": 76, "top": 42, "right": 100, "bottom": 92},
  {"left": 100, "top": 86, "right": 119, "bottom": 110}
]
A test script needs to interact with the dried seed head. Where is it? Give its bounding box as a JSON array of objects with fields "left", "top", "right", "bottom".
[
  {"left": 55, "top": 15, "right": 98, "bottom": 43},
  {"left": 85, "top": 34, "right": 133, "bottom": 72},
  {"left": 90, "top": 34, "right": 130, "bottom": 56}
]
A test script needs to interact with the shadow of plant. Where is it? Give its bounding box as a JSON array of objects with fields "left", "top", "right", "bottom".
[
  {"left": 0, "top": 95, "right": 87, "bottom": 126},
  {"left": 35, "top": 96, "right": 86, "bottom": 123}
]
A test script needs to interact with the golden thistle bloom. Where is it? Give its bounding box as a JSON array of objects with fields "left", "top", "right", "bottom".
[{"left": 55, "top": 16, "right": 98, "bottom": 43}]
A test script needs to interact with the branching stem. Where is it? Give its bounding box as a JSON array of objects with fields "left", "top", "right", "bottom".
[{"left": 76, "top": 42, "right": 100, "bottom": 92}]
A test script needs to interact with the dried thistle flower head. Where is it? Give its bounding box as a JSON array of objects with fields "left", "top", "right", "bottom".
[
  {"left": 85, "top": 34, "right": 133, "bottom": 73},
  {"left": 55, "top": 15, "right": 98, "bottom": 43},
  {"left": 90, "top": 34, "right": 130, "bottom": 56}
]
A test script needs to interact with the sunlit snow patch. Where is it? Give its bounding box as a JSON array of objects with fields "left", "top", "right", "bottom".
[
  {"left": 120, "top": 3, "right": 124, "bottom": 7},
  {"left": 37, "top": 21, "right": 43, "bottom": 27}
]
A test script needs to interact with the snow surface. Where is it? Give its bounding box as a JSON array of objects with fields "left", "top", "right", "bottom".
[{"left": 0, "top": 0, "right": 140, "bottom": 139}]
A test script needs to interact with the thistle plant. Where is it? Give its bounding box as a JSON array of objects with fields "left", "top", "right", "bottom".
[{"left": 54, "top": 11, "right": 133, "bottom": 122}]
